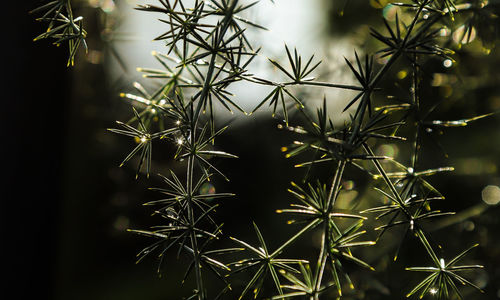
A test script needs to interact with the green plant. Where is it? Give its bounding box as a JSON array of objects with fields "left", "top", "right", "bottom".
[{"left": 32, "top": 0, "right": 499, "bottom": 299}]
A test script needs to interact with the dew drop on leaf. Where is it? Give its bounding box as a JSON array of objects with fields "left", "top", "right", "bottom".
[{"left": 199, "top": 182, "right": 216, "bottom": 198}]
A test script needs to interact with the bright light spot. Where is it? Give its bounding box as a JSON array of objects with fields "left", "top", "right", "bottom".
[
  {"left": 452, "top": 25, "right": 477, "bottom": 44},
  {"left": 175, "top": 120, "right": 181, "bottom": 125},
  {"left": 177, "top": 138, "right": 184, "bottom": 145},
  {"left": 482, "top": 185, "right": 500, "bottom": 205},
  {"left": 439, "top": 27, "right": 450, "bottom": 37},
  {"left": 408, "top": 167, "right": 414, "bottom": 174},
  {"left": 199, "top": 182, "right": 216, "bottom": 196},
  {"left": 140, "top": 136, "right": 148, "bottom": 143},
  {"left": 89, "top": 0, "right": 116, "bottom": 13},
  {"left": 440, "top": 258, "right": 445, "bottom": 269},
  {"left": 377, "top": 144, "right": 399, "bottom": 158},
  {"left": 382, "top": 4, "right": 400, "bottom": 21},
  {"left": 443, "top": 59, "right": 453, "bottom": 68},
  {"left": 343, "top": 180, "right": 355, "bottom": 190},
  {"left": 397, "top": 70, "right": 408, "bottom": 80},
  {"left": 151, "top": 108, "right": 156, "bottom": 114},
  {"left": 159, "top": 99, "right": 167, "bottom": 105},
  {"left": 423, "top": 14, "right": 429, "bottom": 19},
  {"left": 133, "top": 82, "right": 142, "bottom": 89},
  {"left": 429, "top": 287, "right": 438, "bottom": 295}
]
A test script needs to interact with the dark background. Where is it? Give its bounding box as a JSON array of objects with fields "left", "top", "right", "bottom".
[{"left": 4, "top": 1, "right": 500, "bottom": 299}]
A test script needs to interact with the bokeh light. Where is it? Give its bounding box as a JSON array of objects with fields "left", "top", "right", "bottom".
[{"left": 482, "top": 185, "right": 500, "bottom": 205}]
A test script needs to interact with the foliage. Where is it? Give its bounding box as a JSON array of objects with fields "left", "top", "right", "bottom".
[{"left": 31, "top": 0, "right": 500, "bottom": 299}]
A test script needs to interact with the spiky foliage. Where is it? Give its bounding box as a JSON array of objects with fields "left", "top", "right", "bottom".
[
  {"left": 406, "top": 235, "right": 484, "bottom": 299},
  {"left": 31, "top": 0, "right": 87, "bottom": 66},
  {"left": 111, "top": 1, "right": 267, "bottom": 299},
  {"left": 229, "top": 223, "right": 307, "bottom": 299},
  {"left": 31, "top": 0, "right": 499, "bottom": 299}
]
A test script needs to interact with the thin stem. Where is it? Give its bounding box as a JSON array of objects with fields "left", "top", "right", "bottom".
[
  {"left": 348, "top": 0, "right": 430, "bottom": 140},
  {"left": 195, "top": 0, "right": 238, "bottom": 121},
  {"left": 186, "top": 146, "right": 205, "bottom": 300},
  {"left": 411, "top": 53, "right": 420, "bottom": 170},
  {"left": 315, "top": 160, "right": 346, "bottom": 292},
  {"left": 291, "top": 81, "right": 364, "bottom": 91},
  {"left": 326, "top": 160, "right": 347, "bottom": 214},
  {"left": 314, "top": 222, "right": 329, "bottom": 292}
]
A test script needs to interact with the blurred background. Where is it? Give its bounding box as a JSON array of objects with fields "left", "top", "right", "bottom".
[{"left": 4, "top": 0, "right": 500, "bottom": 299}]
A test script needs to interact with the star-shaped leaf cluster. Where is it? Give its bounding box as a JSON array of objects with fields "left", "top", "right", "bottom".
[
  {"left": 277, "top": 180, "right": 375, "bottom": 297},
  {"left": 108, "top": 107, "right": 179, "bottom": 178},
  {"left": 406, "top": 233, "right": 484, "bottom": 299},
  {"left": 271, "top": 262, "right": 335, "bottom": 299},
  {"left": 31, "top": 0, "right": 87, "bottom": 66},
  {"left": 280, "top": 98, "right": 402, "bottom": 178},
  {"left": 229, "top": 223, "right": 307, "bottom": 299},
  {"left": 371, "top": 11, "right": 453, "bottom": 64}
]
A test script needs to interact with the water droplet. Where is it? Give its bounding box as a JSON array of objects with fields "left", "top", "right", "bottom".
[
  {"left": 423, "top": 14, "right": 429, "bottom": 19},
  {"left": 199, "top": 182, "right": 216, "bottom": 197},
  {"left": 443, "top": 59, "right": 453, "bottom": 68},
  {"left": 407, "top": 167, "right": 414, "bottom": 174}
]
